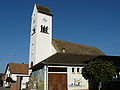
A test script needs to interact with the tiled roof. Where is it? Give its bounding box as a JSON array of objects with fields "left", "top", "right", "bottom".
[
  {"left": 32, "top": 53, "right": 99, "bottom": 71},
  {"left": 36, "top": 4, "right": 52, "bottom": 16},
  {"left": 42, "top": 53, "right": 99, "bottom": 65},
  {"left": 52, "top": 39, "right": 104, "bottom": 55},
  {"left": 8, "top": 63, "right": 29, "bottom": 74}
]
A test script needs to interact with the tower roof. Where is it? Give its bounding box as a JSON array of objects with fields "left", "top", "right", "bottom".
[{"left": 36, "top": 4, "right": 52, "bottom": 16}]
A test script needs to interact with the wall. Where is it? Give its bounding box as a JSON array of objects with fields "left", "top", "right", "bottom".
[
  {"left": 4, "top": 66, "right": 10, "bottom": 87},
  {"left": 47, "top": 66, "right": 88, "bottom": 90},
  {"left": 29, "top": 5, "right": 57, "bottom": 68},
  {"left": 29, "top": 4, "right": 37, "bottom": 68},
  {"left": 21, "top": 76, "right": 29, "bottom": 89},
  {"left": 67, "top": 67, "right": 88, "bottom": 90}
]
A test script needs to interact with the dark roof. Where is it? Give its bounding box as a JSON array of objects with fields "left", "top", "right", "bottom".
[
  {"left": 32, "top": 53, "right": 99, "bottom": 71},
  {"left": 36, "top": 4, "right": 52, "bottom": 16},
  {"left": 7, "top": 63, "right": 29, "bottom": 74},
  {"left": 32, "top": 39, "right": 105, "bottom": 71},
  {"left": 52, "top": 39, "right": 104, "bottom": 55},
  {"left": 42, "top": 53, "right": 99, "bottom": 65}
]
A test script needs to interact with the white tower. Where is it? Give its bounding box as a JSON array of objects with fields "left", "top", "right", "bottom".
[{"left": 29, "top": 4, "right": 54, "bottom": 68}]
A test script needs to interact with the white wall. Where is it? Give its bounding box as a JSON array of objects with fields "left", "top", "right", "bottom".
[
  {"left": 21, "top": 76, "right": 29, "bottom": 89},
  {"left": 46, "top": 66, "right": 88, "bottom": 90},
  {"left": 4, "top": 66, "right": 10, "bottom": 87},
  {"left": 11, "top": 74, "right": 28, "bottom": 81},
  {"left": 67, "top": 67, "right": 88, "bottom": 90},
  {"left": 35, "top": 12, "right": 52, "bottom": 64},
  {"left": 29, "top": 4, "right": 57, "bottom": 68},
  {"left": 29, "top": 5, "right": 37, "bottom": 68}
]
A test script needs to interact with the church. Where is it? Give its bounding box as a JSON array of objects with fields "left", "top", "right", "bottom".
[{"left": 28, "top": 4, "right": 105, "bottom": 90}]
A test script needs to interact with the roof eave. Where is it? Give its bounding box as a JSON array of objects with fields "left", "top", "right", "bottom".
[{"left": 37, "top": 10, "right": 53, "bottom": 16}]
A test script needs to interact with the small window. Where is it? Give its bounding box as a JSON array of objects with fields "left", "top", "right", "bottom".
[
  {"left": 41, "top": 25, "right": 49, "bottom": 34},
  {"left": 31, "top": 61, "right": 33, "bottom": 67},
  {"left": 48, "top": 67, "right": 67, "bottom": 72},
  {"left": 77, "top": 68, "right": 79, "bottom": 72},
  {"left": 72, "top": 68, "right": 74, "bottom": 72},
  {"left": 41, "top": 25, "right": 43, "bottom": 32},
  {"left": 45, "top": 26, "right": 48, "bottom": 33},
  {"left": 43, "top": 26, "right": 46, "bottom": 32}
]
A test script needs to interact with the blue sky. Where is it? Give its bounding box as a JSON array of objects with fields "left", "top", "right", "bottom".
[{"left": 0, "top": 0, "right": 120, "bottom": 73}]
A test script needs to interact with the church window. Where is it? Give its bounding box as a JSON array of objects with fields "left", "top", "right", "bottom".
[
  {"left": 41, "top": 25, "right": 43, "bottom": 32},
  {"left": 72, "top": 68, "right": 74, "bottom": 72},
  {"left": 41, "top": 25, "right": 49, "bottom": 34},
  {"left": 45, "top": 26, "right": 48, "bottom": 33},
  {"left": 43, "top": 26, "right": 46, "bottom": 32},
  {"left": 48, "top": 67, "right": 67, "bottom": 72},
  {"left": 77, "top": 68, "right": 80, "bottom": 72}
]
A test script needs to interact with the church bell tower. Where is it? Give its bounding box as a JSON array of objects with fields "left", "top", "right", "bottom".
[{"left": 29, "top": 4, "right": 53, "bottom": 68}]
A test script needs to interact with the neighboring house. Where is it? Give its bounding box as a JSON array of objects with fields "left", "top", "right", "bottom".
[
  {"left": 3, "top": 63, "right": 29, "bottom": 90},
  {"left": 28, "top": 4, "right": 105, "bottom": 90}
]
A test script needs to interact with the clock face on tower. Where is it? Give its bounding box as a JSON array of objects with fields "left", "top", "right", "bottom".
[
  {"left": 42, "top": 18, "right": 47, "bottom": 23},
  {"left": 40, "top": 18, "right": 49, "bottom": 34}
]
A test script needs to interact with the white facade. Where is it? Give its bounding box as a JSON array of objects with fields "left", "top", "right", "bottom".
[
  {"left": 3, "top": 66, "right": 10, "bottom": 87},
  {"left": 29, "top": 4, "right": 88, "bottom": 90},
  {"left": 47, "top": 66, "right": 88, "bottom": 90},
  {"left": 29, "top": 5, "right": 57, "bottom": 68},
  {"left": 67, "top": 67, "right": 88, "bottom": 90}
]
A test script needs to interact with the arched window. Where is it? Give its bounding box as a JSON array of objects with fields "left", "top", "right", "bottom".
[{"left": 41, "top": 25, "right": 49, "bottom": 34}]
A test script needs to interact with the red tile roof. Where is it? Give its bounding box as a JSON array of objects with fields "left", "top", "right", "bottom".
[{"left": 8, "top": 63, "right": 29, "bottom": 74}]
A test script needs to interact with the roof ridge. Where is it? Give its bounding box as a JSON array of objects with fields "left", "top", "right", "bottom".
[
  {"left": 56, "top": 52, "right": 100, "bottom": 56},
  {"left": 52, "top": 38, "right": 97, "bottom": 49},
  {"left": 52, "top": 38, "right": 104, "bottom": 55},
  {"left": 8, "top": 63, "right": 28, "bottom": 65}
]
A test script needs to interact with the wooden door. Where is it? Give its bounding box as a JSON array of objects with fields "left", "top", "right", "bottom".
[{"left": 48, "top": 73, "right": 67, "bottom": 90}]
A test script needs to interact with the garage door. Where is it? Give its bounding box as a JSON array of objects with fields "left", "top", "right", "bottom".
[{"left": 48, "top": 73, "right": 67, "bottom": 90}]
